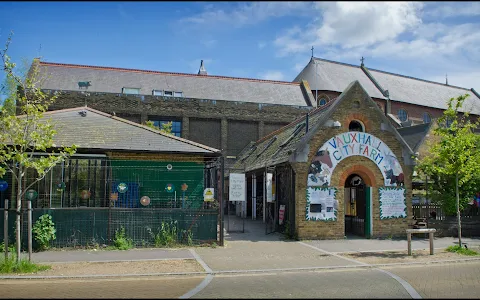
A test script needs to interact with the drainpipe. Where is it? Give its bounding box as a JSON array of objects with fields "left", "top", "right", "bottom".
[{"left": 305, "top": 113, "right": 309, "bottom": 133}]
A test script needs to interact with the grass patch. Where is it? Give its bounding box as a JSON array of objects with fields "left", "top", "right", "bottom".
[
  {"left": 446, "top": 245, "right": 479, "bottom": 256},
  {"left": 0, "top": 255, "right": 50, "bottom": 274}
]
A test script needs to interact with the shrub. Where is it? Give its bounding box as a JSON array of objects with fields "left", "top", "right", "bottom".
[
  {"left": 113, "top": 227, "right": 133, "bottom": 250},
  {"left": 147, "top": 220, "right": 178, "bottom": 247},
  {"left": 32, "top": 214, "right": 56, "bottom": 251},
  {"left": 446, "top": 245, "right": 479, "bottom": 256}
]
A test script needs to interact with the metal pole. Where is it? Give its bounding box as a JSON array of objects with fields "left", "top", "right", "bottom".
[
  {"left": 4, "top": 199, "right": 8, "bottom": 260},
  {"left": 28, "top": 200, "right": 32, "bottom": 261},
  {"left": 219, "top": 156, "right": 225, "bottom": 247}
]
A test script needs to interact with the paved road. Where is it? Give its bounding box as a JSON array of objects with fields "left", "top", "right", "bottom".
[{"left": 2, "top": 261, "right": 479, "bottom": 299}]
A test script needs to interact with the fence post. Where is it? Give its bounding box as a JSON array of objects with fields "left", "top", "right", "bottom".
[
  {"left": 4, "top": 199, "right": 8, "bottom": 260},
  {"left": 219, "top": 156, "right": 224, "bottom": 247},
  {"left": 28, "top": 200, "right": 32, "bottom": 262}
]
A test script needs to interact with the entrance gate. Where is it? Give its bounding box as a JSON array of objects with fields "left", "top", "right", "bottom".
[{"left": 344, "top": 173, "right": 371, "bottom": 237}]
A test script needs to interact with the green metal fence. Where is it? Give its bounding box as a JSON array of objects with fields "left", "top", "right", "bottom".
[{"left": 1, "top": 207, "right": 218, "bottom": 249}]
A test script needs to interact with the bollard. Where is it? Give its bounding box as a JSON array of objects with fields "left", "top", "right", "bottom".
[
  {"left": 407, "top": 232, "right": 412, "bottom": 256},
  {"left": 4, "top": 199, "right": 8, "bottom": 260},
  {"left": 28, "top": 201, "right": 32, "bottom": 262}
]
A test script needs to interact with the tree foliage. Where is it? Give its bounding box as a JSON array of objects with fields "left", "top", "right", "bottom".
[
  {"left": 0, "top": 32, "right": 76, "bottom": 260},
  {"left": 144, "top": 120, "right": 173, "bottom": 135},
  {"left": 416, "top": 94, "right": 480, "bottom": 215}
]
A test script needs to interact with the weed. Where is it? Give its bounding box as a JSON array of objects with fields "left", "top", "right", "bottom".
[
  {"left": 210, "top": 242, "right": 218, "bottom": 248},
  {"left": 32, "top": 214, "right": 56, "bottom": 251},
  {"left": 147, "top": 220, "right": 178, "bottom": 247},
  {"left": 0, "top": 242, "right": 16, "bottom": 253},
  {"left": 182, "top": 229, "right": 193, "bottom": 246},
  {"left": 446, "top": 245, "right": 479, "bottom": 256},
  {"left": 113, "top": 227, "right": 133, "bottom": 250},
  {"left": 0, "top": 253, "right": 50, "bottom": 274}
]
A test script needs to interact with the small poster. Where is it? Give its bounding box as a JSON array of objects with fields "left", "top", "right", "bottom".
[
  {"left": 266, "top": 173, "right": 273, "bottom": 203},
  {"left": 379, "top": 187, "right": 407, "bottom": 219},
  {"left": 204, "top": 188, "right": 215, "bottom": 202},
  {"left": 229, "top": 173, "right": 246, "bottom": 201},
  {"left": 279, "top": 205, "right": 286, "bottom": 225},
  {"left": 306, "top": 187, "right": 338, "bottom": 221}
]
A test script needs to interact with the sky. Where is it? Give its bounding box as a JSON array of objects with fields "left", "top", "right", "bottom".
[{"left": 0, "top": 1, "right": 479, "bottom": 96}]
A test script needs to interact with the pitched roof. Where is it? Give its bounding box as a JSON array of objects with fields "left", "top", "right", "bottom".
[
  {"left": 397, "top": 122, "right": 433, "bottom": 152},
  {"left": 40, "top": 106, "right": 220, "bottom": 155},
  {"left": 35, "top": 60, "right": 310, "bottom": 107},
  {"left": 233, "top": 80, "right": 414, "bottom": 172},
  {"left": 294, "top": 57, "right": 480, "bottom": 115}
]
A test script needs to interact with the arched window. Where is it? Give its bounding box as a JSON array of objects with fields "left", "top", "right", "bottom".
[
  {"left": 423, "top": 112, "right": 431, "bottom": 124},
  {"left": 318, "top": 98, "right": 327, "bottom": 106},
  {"left": 349, "top": 120, "right": 364, "bottom": 132},
  {"left": 398, "top": 109, "right": 408, "bottom": 122}
]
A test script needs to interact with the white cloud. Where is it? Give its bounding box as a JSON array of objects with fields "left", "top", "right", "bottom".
[
  {"left": 259, "top": 71, "right": 285, "bottom": 81},
  {"left": 179, "top": 2, "right": 314, "bottom": 28},
  {"left": 258, "top": 41, "right": 266, "bottom": 49},
  {"left": 425, "top": 2, "right": 480, "bottom": 18}
]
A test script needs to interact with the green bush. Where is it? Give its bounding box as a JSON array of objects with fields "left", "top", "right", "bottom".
[
  {"left": 147, "top": 220, "right": 178, "bottom": 247},
  {"left": 0, "top": 242, "right": 16, "bottom": 253},
  {"left": 0, "top": 252, "right": 50, "bottom": 274},
  {"left": 113, "top": 227, "right": 133, "bottom": 250},
  {"left": 32, "top": 214, "right": 56, "bottom": 251}
]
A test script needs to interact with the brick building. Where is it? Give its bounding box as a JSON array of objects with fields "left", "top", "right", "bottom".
[{"left": 233, "top": 81, "right": 417, "bottom": 239}]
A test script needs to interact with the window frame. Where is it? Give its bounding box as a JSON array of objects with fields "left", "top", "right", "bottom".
[
  {"left": 397, "top": 109, "right": 408, "bottom": 122},
  {"left": 122, "top": 87, "right": 140, "bottom": 95},
  {"left": 423, "top": 112, "right": 431, "bottom": 124},
  {"left": 151, "top": 119, "right": 182, "bottom": 137},
  {"left": 153, "top": 90, "right": 163, "bottom": 96}
]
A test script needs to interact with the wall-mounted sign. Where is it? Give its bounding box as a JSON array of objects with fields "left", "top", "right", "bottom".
[
  {"left": 306, "top": 187, "right": 338, "bottom": 221},
  {"left": 165, "top": 184, "right": 175, "bottom": 193},
  {"left": 229, "top": 173, "right": 245, "bottom": 201},
  {"left": 25, "top": 189, "right": 38, "bottom": 201},
  {"left": 117, "top": 183, "right": 128, "bottom": 194},
  {"left": 140, "top": 196, "right": 151, "bottom": 206},
  {"left": 307, "top": 131, "right": 404, "bottom": 187},
  {"left": 379, "top": 187, "right": 407, "bottom": 219},
  {"left": 80, "top": 190, "right": 91, "bottom": 200},
  {"left": 203, "top": 188, "right": 215, "bottom": 202},
  {"left": 266, "top": 173, "right": 273, "bottom": 203},
  {"left": 181, "top": 183, "right": 188, "bottom": 191},
  {"left": 110, "top": 192, "right": 118, "bottom": 201},
  {"left": 0, "top": 180, "right": 8, "bottom": 192}
]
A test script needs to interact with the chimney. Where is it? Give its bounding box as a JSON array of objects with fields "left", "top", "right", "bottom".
[{"left": 198, "top": 60, "right": 207, "bottom": 75}]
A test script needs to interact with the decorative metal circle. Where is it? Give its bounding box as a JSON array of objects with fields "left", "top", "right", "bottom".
[
  {"left": 140, "top": 196, "right": 151, "bottom": 206},
  {"left": 80, "top": 190, "right": 91, "bottom": 200},
  {"left": 117, "top": 183, "right": 128, "bottom": 194},
  {"left": 0, "top": 180, "right": 8, "bottom": 192},
  {"left": 166, "top": 164, "right": 173, "bottom": 170},
  {"left": 25, "top": 189, "right": 38, "bottom": 201}
]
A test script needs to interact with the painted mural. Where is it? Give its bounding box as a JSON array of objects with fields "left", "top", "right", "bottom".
[{"left": 307, "top": 132, "right": 404, "bottom": 187}]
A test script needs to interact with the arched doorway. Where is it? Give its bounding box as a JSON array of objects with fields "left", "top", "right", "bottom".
[{"left": 344, "top": 173, "right": 371, "bottom": 237}]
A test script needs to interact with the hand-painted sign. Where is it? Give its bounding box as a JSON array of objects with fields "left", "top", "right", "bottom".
[
  {"left": 279, "top": 205, "right": 286, "bottom": 225},
  {"left": 266, "top": 173, "right": 273, "bottom": 203},
  {"left": 140, "top": 196, "right": 151, "bottom": 206},
  {"left": 25, "top": 189, "right": 38, "bottom": 201},
  {"left": 307, "top": 132, "right": 404, "bottom": 187},
  {"left": 229, "top": 173, "right": 246, "bottom": 201},
  {"left": 80, "top": 190, "right": 91, "bottom": 200},
  {"left": 117, "top": 183, "right": 128, "bottom": 194},
  {"left": 379, "top": 187, "right": 407, "bottom": 219},
  {"left": 165, "top": 183, "right": 175, "bottom": 193},
  {"left": 306, "top": 187, "right": 338, "bottom": 221}
]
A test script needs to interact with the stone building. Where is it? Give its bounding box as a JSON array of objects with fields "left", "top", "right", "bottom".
[{"left": 232, "top": 81, "right": 418, "bottom": 239}]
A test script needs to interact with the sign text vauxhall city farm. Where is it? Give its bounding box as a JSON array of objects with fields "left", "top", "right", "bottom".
[{"left": 328, "top": 132, "right": 384, "bottom": 166}]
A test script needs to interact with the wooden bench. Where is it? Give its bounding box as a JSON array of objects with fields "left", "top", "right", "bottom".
[{"left": 406, "top": 228, "right": 437, "bottom": 256}]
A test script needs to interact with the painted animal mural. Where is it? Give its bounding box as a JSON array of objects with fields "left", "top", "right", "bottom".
[
  {"left": 308, "top": 150, "right": 332, "bottom": 186},
  {"left": 383, "top": 155, "right": 404, "bottom": 186}
]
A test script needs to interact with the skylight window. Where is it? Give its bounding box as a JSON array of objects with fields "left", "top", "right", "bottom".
[
  {"left": 280, "top": 122, "right": 305, "bottom": 148},
  {"left": 256, "top": 136, "right": 277, "bottom": 157}
]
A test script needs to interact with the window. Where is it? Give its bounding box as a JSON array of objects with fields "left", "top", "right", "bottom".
[
  {"left": 174, "top": 91, "right": 183, "bottom": 97},
  {"left": 423, "top": 112, "right": 431, "bottom": 124},
  {"left": 153, "top": 90, "right": 163, "bottom": 96},
  {"left": 153, "top": 120, "right": 182, "bottom": 137},
  {"left": 353, "top": 101, "right": 360, "bottom": 108},
  {"left": 122, "top": 87, "right": 140, "bottom": 95},
  {"left": 348, "top": 120, "right": 364, "bottom": 132},
  {"left": 397, "top": 109, "right": 408, "bottom": 122},
  {"left": 318, "top": 98, "right": 327, "bottom": 106},
  {"left": 164, "top": 91, "right": 173, "bottom": 97},
  {"left": 445, "top": 117, "right": 453, "bottom": 128}
]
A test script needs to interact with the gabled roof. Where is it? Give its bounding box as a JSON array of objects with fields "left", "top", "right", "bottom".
[
  {"left": 397, "top": 122, "right": 433, "bottom": 153},
  {"left": 35, "top": 60, "right": 311, "bottom": 107},
  {"left": 233, "top": 80, "right": 414, "bottom": 173},
  {"left": 39, "top": 106, "right": 220, "bottom": 155},
  {"left": 294, "top": 57, "right": 480, "bottom": 115}
]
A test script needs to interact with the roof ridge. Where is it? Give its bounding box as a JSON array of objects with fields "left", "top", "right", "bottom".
[
  {"left": 313, "top": 56, "right": 473, "bottom": 92},
  {"left": 43, "top": 106, "right": 220, "bottom": 153},
  {"left": 38, "top": 61, "right": 300, "bottom": 86}
]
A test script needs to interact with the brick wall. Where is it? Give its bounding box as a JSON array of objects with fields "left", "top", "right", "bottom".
[{"left": 293, "top": 83, "right": 413, "bottom": 239}]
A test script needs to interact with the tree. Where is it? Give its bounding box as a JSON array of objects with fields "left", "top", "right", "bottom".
[
  {"left": 0, "top": 32, "right": 77, "bottom": 261},
  {"left": 416, "top": 94, "right": 480, "bottom": 247},
  {"left": 144, "top": 120, "right": 173, "bottom": 135}
]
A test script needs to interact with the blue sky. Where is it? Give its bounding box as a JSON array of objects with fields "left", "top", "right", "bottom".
[{"left": 1, "top": 1, "right": 479, "bottom": 94}]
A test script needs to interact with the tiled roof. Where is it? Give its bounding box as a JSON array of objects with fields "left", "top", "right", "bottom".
[
  {"left": 36, "top": 61, "right": 310, "bottom": 107},
  {"left": 39, "top": 106, "right": 220, "bottom": 155},
  {"left": 397, "top": 123, "right": 433, "bottom": 152},
  {"left": 294, "top": 57, "right": 480, "bottom": 115}
]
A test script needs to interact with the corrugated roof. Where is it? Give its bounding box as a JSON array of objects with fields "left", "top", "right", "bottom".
[
  {"left": 36, "top": 61, "right": 310, "bottom": 107},
  {"left": 40, "top": 106, "right": 220, "bottom": 154},
  {"left": 294, "top": 57, "right": 480, "bottom": 115}
]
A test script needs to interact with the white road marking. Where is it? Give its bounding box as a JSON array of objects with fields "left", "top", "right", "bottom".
[{"left": 179, "top": 249, "right": 214, "bottom": 299}]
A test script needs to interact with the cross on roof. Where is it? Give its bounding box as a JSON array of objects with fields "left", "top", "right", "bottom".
[
  {"left": 311, "top": 46, "right": 314, "bottom": 58},
  {"left": 360, "top": 56, "right": 365, "bottom": 66}
]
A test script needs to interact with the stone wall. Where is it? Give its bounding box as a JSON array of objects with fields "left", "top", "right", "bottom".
[{"left": 294, "top": 83, "right": 413, "bottom": 239}]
